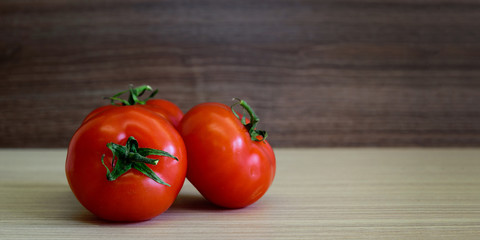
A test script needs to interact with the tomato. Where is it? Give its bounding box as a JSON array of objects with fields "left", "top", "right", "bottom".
[
  {"left": 179, "top": 99, "right": 276, "bottom": 208},
  {"left": 66, "top": 86, "right": 187, "bottom": 222},
  {"left": 82, "top": 86, "right": 183, "bottom": 130},
  {"left": 144, "top": 99, "right": 183, "bottom": 130}
]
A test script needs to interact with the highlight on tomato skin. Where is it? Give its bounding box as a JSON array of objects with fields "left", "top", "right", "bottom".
[
  {"left": 144, "top": 99, "right": 184, "bottom": 130},
  {"left": 65, "top": 86, "right": 187, "bottom": 222},
  {"left": 179, "top": 99, "right": 276, "bottom": 209}
]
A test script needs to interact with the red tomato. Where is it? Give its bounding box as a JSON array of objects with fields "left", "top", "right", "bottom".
[
  {"left": 82, "top": 87, "right": 183, "bottom": 130},
  {"left": 179, "top": 99, "right": 276, "bottom": 208},
  {"left": 144, "top": 99, "right": 183, "bottom": 130},
  {"left": 66, "top": 87, "right": 186, "bottom": 222},
  {"left": 82, "top": 105, "right": 117, "bottom": 123}
]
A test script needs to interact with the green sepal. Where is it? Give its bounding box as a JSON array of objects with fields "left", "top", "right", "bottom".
[
  {"left": 101, "top": 136, "right": 177, "bottom": 186},
  {"left": 132, "top": 162, "right": 170, "bottom": 186},
  {"left": 101, "top": 154, "right": 132, "bottom": 181},
  {"left": 138, "top": 148, "right": 178, "bottom": 161},
  {"left": 107, "top": 85, "right": 158, "bottom": 106}
]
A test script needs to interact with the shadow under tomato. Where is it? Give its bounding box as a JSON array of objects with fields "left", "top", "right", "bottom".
[
  {"left": 74, "top": 212, "right": 158, "bottom": 226},
  {"left": 73, "top": 193, "right": 235, "bottom": 225},
  {"left": 168, "top": 192, "right": 230, "bottom": 212},
  {"left": 72, "top": 193, "right": 233, "bottom": 225},
  {"left": 66, "top": 185, "right": 245, "bottom": 225}
]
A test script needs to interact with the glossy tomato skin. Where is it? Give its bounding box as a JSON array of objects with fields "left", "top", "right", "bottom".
[
  {"left": 179, "top": 102, "right": 276, "bottom": 208},
  {"left": 66, "top": 106, "right": 187, "bottom": 221},
  {"left": 145, "top": 99, "right": 183, "bottom": 130},
  {"left": 82, "top": 99, "right": 183, "bottom": 130}
]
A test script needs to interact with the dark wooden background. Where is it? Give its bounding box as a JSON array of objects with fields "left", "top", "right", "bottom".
[{"left": 1, "top": 0, "right": 480, "bottom": 148}]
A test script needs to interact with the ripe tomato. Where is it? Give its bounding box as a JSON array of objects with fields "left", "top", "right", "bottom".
[
  {"left": 82, "top": 86, "right": 183, "bottom": 130},
  {"left": 66, "top": 87, "right": 187, "bottom": 222},
  {"left": 144, "top": 99, "right": 183, "bottom": 130},
  {"left": 179, "top": 99, "right": 276, "bottom": 208}
]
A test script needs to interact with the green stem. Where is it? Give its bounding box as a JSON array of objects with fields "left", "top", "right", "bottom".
[
  {"left": 101, "top": 136, "right": 178, "bottom": 186},
  {"left": 107, "top": 85, "right": 158, "bottom": 105},
  {"left": 231, "top": 98, "right": 268, "bottom": 142}
]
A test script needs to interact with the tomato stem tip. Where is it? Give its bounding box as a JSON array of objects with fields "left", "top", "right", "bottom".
[{"left": 231, "top": 98, "right": 268, "bottom": 142}]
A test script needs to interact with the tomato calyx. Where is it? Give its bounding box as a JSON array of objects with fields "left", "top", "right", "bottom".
[
  {"left": 107, "top": 85, "right": 158, "bottom": 106},
  {"left": 231, "top": 98, "right": 268, "bottom": 142},
  {"left": 101, "top": 136, "right": 178, "bottom": 186}
]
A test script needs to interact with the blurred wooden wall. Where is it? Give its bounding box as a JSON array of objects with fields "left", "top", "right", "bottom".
[{"left": 1, "top": 0, "right": 480, "bottom": 148}]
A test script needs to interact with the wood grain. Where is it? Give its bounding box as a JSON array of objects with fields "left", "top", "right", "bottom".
[
  {"left": 1, "top": 0, "right": 480, "bottom": 147},
  {"left": 1, "top": 148, "right": 480, "bottom": 239}
]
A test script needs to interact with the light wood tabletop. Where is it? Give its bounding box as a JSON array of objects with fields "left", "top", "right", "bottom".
[{"left": 1, "top": 148, "right": 480, "bottom": 239}]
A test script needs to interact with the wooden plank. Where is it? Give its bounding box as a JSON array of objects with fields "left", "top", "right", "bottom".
[
  {"left": 1, "top": 0, "right": 480, "bottom": 147},
  {"left": 1, "top": 148, "right": 480, "bottom": 239}
]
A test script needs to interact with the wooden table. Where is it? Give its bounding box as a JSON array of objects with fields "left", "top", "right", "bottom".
[{"left": 1, "top": 148, "right": 480, "bottom": 239}]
